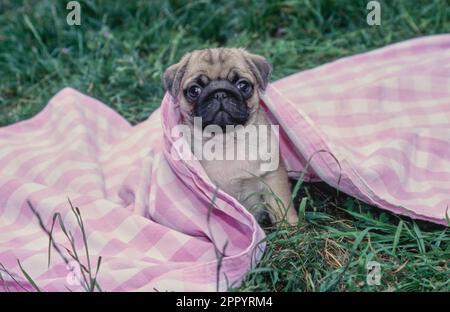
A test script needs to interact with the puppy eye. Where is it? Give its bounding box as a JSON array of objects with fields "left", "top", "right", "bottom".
[
  {"left": 187, "top": 85, "right": 202, "bottom": 100},
  {"left": 236, "top": 79, "right": 252, "bottom": 95}
]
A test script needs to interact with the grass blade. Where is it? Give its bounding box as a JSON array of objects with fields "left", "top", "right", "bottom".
[
  {"left": 392, "top": 220, "right": 403, "bottom": 256},
  {"left": 17, "top": 260, "right": 41, "bottom": 292}
]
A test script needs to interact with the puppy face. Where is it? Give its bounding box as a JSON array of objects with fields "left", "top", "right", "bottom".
[{"left": 163, "top": 48, "right": 272, "bottom": 129}]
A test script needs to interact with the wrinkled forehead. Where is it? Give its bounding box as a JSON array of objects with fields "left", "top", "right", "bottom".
[{"left": 182, "top": 49, "right": 254, "bottom": 87}]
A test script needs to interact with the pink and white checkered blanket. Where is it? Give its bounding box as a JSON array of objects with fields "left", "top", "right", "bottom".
[{"left": 1, "top": 35, "right": 449, "bottom": 292}]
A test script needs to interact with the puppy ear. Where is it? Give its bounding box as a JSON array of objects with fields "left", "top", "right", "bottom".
[
  {"left": 244, "top": 52, "right": 272, "bottom": 90},
  {"left": 162, "top": 63, "right": 179, "bottom": 96},
  {"left": 163, "top": 53, "right": 191, "bottom": 97}
]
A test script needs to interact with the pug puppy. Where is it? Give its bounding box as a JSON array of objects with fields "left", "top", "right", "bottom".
[{"left": 163, "top": 48, "right": 298, "bottom": 225}]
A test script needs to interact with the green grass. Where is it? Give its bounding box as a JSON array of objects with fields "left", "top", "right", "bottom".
[{"left": 0, "top": 0, "right": 449, "bottom": 291}]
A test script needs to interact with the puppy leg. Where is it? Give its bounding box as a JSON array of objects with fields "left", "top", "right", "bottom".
[{"left": 262, "top": 164, "right": 298, "bottom": 225}]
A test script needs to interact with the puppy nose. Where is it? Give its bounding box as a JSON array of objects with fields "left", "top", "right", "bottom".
[{"left": 214, "top": 91, "right": 228, "bottom": 100}]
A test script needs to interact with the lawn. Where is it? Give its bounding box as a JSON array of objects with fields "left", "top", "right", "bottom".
[{"left": 0, "top": 0, "right": 449, "bottom": 291}]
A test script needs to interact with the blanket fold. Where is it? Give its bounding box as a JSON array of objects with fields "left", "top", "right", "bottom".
[{"left": 0, "top": 35, "right": 449, "bottom": 291}]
